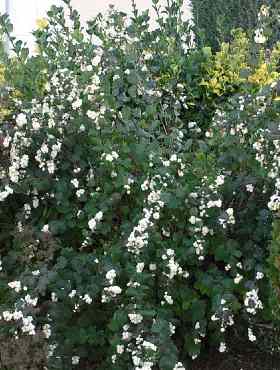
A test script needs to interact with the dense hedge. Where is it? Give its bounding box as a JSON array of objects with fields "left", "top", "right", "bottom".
[
  {"left": 0, "top": 1, "right": 279, "bottom": 369},
  {"left": 191, "top": 0, "right": 263, "bottom": 50},
  {"left": 191, "top": 0, "right": 280, "bottom": 50}
]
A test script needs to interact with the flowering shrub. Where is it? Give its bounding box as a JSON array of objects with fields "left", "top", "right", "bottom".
[{"left": 0, "top": 1, "right": 279, "bottom": 369}]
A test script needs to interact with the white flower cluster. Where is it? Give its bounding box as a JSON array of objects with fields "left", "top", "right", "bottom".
[
  {"left": 72, "top": 355, "right": 80, "bottom": 365},
  {"left": 0, "top": 184, "right": 13, "bottom": 202},
  {"left": 173, "top": 362, "right": 185, "bottom": 370},
  {"left": 43, "top": 324, "right": 52, "bottom": 339},
  {"left": 102, "top": 285, "right": 122, "bottom": 303},
  {"left": 88, "top": 211, "right": 103, "bottom": 232},
  {"left": 162, "top": 249, "right": 189, "bottom": 280},
  {"left": 254, "top": 28, "right": 266, "bottom": 44},
  {"left": 248, "top": 327, "right": 256, "bottom": 342},
  {"left": 253, "top": 128, "right": 280, "bottom": 215},
  {"left": 2, "top": 308, "right": 36, "bottom": 336},
  {"left": 8, "top": 280, "right": 22, "bottom": 293},
  {"left": 131, "top": 337, "right": 157, "bottom": 370},
  {"left": 211, "top": 299, "right": 234, "bottom": 336},
  {"left": 35, "top": 140, "right": 62, "bottom": 175},
  {"left": 127, "top": 211, "right": 151, "bottom": 253},
  {"left": 101, "top": 151, "right": 119, "bottom": 163},
  {"left": 126, "top": 171, "right": 171, "bottom": 259},
  {"left": 218, "top": 207, "right": 235, "bottom": 229},
  {"left": 244, "top": 288, "right": 263, "bottom": 315},
  {"left": 124, "top": 177, "right": 135, "bottom": 195},
  {"left": 102, "top": 268, "right": 122, "bottom": 302},
  {"left": 128, "top": 313, "right": 143, "bottom": 324},
  {"left": 187, "top": 178, "right": 223, "bottom": 260}
]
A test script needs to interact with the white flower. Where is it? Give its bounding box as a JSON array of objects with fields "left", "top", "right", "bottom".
[
  {"left": 47, "top": 160, "right": 55, "bottom": 174},
  {"left": 234, "top": 273, "right": 243, "bottom": 284},
  {"left": 16, "top": 113, "right": 27, "bottom": 127},
  {"left": 3, "top": 135, "right": 11, "bottom": 147},
  {"left": 142, "top": 341, "right": 157, "bottom": 352},
  {"left": 87, "top": 110, "right": 98, "bottom": 120},
  {"left": 153, "top": 212, "right": 160, "bottom": 220},
  {"left": 88, "top": 211, "right": 103, "bottom": 231},
  {"left": 32, "top": 120, "right": 41, "bottom": 130},
  {"left": 219, "top": 342, "right": 227, "bottom": 353},
  {"left": 42, "top": 224, "right": 49, "bottom": 233},
  {"left": 136, "top": 263, "right": 145, "bottom": 273},
  {"left": 69, "top": 290, "right": 77, "bottom": 298},
  {"left": 103, "top": 285, "right": 122, "bottom": 297},
  {"left": 236, "top": 262, "right": 243, "bottom": 269},
  {"left": 43, "top": 324, "right": 51, "bottom": 339},
  {"left": 72, "top": 99, "right": 82, "bottom": 110},
  {"left": 216, "top": 175, "right": 225, "bottom": 186},
  {"left": 51, "top": 292, "right": 58, "bottom": 302},
  {"left": 105, "top": 154, "right": 114, "bottom": 162},
  {"left": 20, "top": 154, "right": 29, "bottom": 168},
  {"left": 72, "top": 356, "right": 80, "bottom": 365},
  {"left": 116, "top": 344, "right": 124, "bottom": 354},
  {"left": 202, "top": 226, "right": 209, "bottom": 236},
  {"left": 170, "top": 154, "right": 177, "bottom": 162},
  {"left": 95, "top": 211, "right": 103, "bottom": 221},
  {"left": 0, "top": 185, "right": 13, "bottom": 202},
  {"left": 226, "top": 208, "right": 234, "bottom": 217},
  {"left": 163, "top": 292, "right": 173, "bottom": 305},
  {"left": 22, "top": 316, "right": 36, "bottom": 335},
  {"left": 173, "top": 362, "right": 185, "bottom": 370},
  {"left": 13, "top": 310, "right": 23, "bottom": 320},
  {"left": 2, "top": 311, "right": 13, "bottom": 321},
  {"left": 112, "top": 151, "right": 119, "bottom": 159},
  {"left": 76, "top": 189, "right": 85, "bottom": 198},
  {"left": 216, "top": 199, "right": 222, "bottom": 208},
  {"left": 83, "top": 294, "right": 92, "bottom": 304},
  {"left": 244, "top": 289, "right": 263, "bottom": 314},
  {"left": 41, "top": 143, "right": 49, "bottom": 153},
  {"left": 33, "top": 197, "right": 39, "bottom": 208},
  {"left": 246, "top": 184, "right": 254, "bottom": 193},
  {"left": 254, "top": 29, "right": 266, "bottom": 44},
  {"left": 256, "top": 271, "right": 264, "bottom": 280},
  {"left": 8, "top": 281, "right": 21, "bottom": 293},
  {"left": 93, "top": 54, "right": 101, "bottom": 66},
  {"left": 189, "top": 216, "right": 196, "bottom": 225},
  {"left": 188, "top": 121, "right": 196, "bottom": 129},
  {"left": 25, "top": 294, "right": 38, "bottom": 306},
  {"left": 106, "top": 269, "right": 116, "bottom": 283},
  {"left": 71, "top": 179, "right": 79, "bottom": 188},
  {"left": 88, "top": 218, "right": 97, "bottom": 231},
  {"left": 248, "top": 328, "right": 256, "bottom": 342},
  {"left": 259, "top": 5, "right": 269, "bottom": 17},
  {"left": 128, "top": 313, "right": 143, "bottom": 324}
]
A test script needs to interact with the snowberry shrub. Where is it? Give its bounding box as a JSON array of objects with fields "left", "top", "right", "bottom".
[{"left": 0, "top": 1, "right": 279, "bottom": 369}]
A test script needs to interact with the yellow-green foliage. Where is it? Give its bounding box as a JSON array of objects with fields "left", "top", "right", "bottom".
[
  {"left": 201, "top": 30, "right": 280, "bottom": 96},
  {"left": 0, "top": 63, "right": 11, "bottom": 121}
]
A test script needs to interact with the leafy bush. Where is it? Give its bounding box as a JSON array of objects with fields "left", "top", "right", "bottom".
[
  {"left": 191, "top": 0, "right": 263, "bottom": 50},
  {"left": 0, "top": 1, "right": 279, "bottom": 369},
  {"left": 200, "top": 30, "right": 280, "bottom": 97}
]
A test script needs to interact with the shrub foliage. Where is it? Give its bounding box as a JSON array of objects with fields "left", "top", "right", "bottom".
[{"left": 0, "top": 1, "right": 279, "bottom": 369}]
